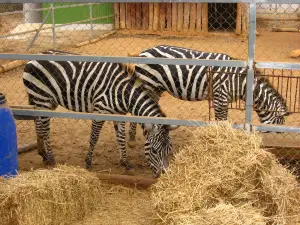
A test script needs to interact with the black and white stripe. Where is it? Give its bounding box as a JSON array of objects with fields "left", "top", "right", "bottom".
[
  {"left": 128, "top": 45, "right": 290, "bottom": 142},
  {"left": 22, "top": 50, "right": 178, "bottom": 177}
]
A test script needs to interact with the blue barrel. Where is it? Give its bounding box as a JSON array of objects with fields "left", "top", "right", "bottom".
[{"left": 0, "top": 93, "right": 18, "bottom": 177}]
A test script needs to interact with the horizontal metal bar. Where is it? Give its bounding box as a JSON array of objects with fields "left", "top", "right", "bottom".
[
  {"left": 0, "top": 54, "right": 248, "bottom": 67},
  {"left": 256, "top": 62, "right": 300, "bottom": 70},
  {"left": 252, "top": 124, "right": 300, "bottom": 133},
  {"left": 12, "top": 108, "right": 300, "bottom": 133},
  {"left": 2, "top": 0, "right": 300, "bottom": 3},
  {"left": 12, "top": 108, "right": 246, "bottom": 129}
]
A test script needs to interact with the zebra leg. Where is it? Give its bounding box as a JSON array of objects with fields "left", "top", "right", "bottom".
[
  {"left": 213, "top": 98, "right": 229, "bottom": 121},
  {"left": 85, "top": 120, "right": 105, "bottom": 170},
  {"left": 34, "top": 117, "right": 56, "bottom": 166},
  {"left": 114, "top": 121, "right": 133, "bottom": 170},
  {"left": 128, "top": 122, "right": 137, "bottom": 148}
]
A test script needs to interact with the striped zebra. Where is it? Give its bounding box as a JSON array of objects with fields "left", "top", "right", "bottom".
[
  {"left": 128, "top": 45, "right": 291, "bottom": 143},
  {"left": 22, "top": 49, "right": 178, "bottom": 178}
]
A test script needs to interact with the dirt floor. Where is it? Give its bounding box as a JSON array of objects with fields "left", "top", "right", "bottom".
[{"left": 0, "top": 15, "right": 300, "bottom": 179}]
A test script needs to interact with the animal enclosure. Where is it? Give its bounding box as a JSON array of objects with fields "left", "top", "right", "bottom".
[{"left": 0, "top": 2, "right": 300, "bottom": 223}]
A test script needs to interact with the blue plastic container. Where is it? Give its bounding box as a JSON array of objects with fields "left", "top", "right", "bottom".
[{"left": 0, "top": 93, "right": 18, "bottom": 177}]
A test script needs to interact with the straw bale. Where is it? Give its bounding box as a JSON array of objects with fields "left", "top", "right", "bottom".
[
  {"left": 0, "top": 165, "right": 110, "bottom": 225},
  {"left": 151, "top": 122, "right": 300, "bottom": 225},
  {"left": 170, "top": 203, "right": 266, "bottom": 225}
]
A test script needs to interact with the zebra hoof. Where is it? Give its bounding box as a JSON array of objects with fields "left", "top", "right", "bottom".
[
  {"left": 43, "top": 157, "right": 56, "bottom": 167},
  {"left": 85, "top": 164, "right": 92, "bottom": 171},
  {"left": 127, "top": 140, "right": 136, "bottom": 148},
  {"left": 120, "top": 160, "right": 133, "bottom": 170},
  {"left": 85, "top": 158, "right": 93, "bottom": 170}
]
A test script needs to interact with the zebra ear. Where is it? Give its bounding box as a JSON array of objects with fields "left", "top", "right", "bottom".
[
  {"left": 121, "top": 63, "right": 136, "bottom": 76},
  {"left": 166, "top": 125, "right": 179, "bottom": 131},
  {"left": 127, "top": 63, "right": 136, "bottom": 76},
  {"left": 127, "top": 52, "right": 140, "bottom": 57},
  {"left": 143, "top": 123, "right": 154, "bottom": 132}
]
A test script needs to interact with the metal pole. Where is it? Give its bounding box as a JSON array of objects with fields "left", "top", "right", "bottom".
[
  {"left": 89, "top": 3, "right": 94, "bottom": 40},
  {"left": 245, "top": 3, "right": 257, "bottom": 132},
  {"left": 26, "top": 8, "right": 52, "bottom": 51},
  {"left": 274, "top": 3, "right": 278, "bottom": 28},
  {"left": 51, "top": 3, "right": 56, "bottom": 50},
  {"left": 23, "top": 3, "right": 42, "bottom": 23}
]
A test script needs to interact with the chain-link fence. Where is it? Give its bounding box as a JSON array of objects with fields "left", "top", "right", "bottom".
[
  {"left": 0, "top": 2, "right": 113, "bottom": 57},
  {"left": 0, "top": 2, "right": 300, "bottom": 221}
]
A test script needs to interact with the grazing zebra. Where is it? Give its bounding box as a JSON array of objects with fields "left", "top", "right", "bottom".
[
  {"left": 22, "top": 49, "right": 178, "bottom": 178},
  {"left": 127, "top": 45, "right": 291, "bottom": 143}
]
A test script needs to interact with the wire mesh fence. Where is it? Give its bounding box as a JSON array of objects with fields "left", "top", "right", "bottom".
[
  {"left": 0, "top": 2, "right": 114, "bottom": 56},
  {"left": 0, "top": 0, "right": 300, "bottom": 212},
  {"left": 0, "top": 1, "right": 300, "bottom": 224}
]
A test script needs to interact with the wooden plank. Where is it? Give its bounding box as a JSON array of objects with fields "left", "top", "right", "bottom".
[
  {"left": 114, "top": 3, "right": 119, "bottom": 29},
  {"left": 131, "top": 3, "right": 136, "bottom": 29},
  {"left": 126, "top": 3, "right": 131, "bottom": 29},
  {"left": 18, "top": 142, "right": 37, "bottom": 154},
  {"left": 149, "top": 3, "right": 154, "bottom": 30},
  {"left": 171, "top": 3, "right": 177, "bottom": 32},
  {"left": 190, "top": 3, "right": 196, "bottom": 32},
  {"left": 159, "top": 3, "right": 166, "bottom": 30},
  {"left": 136, "top": 3, "right": 142, "bottom": 29},
  {"left": 119, "top": 29, "right": 238, "bottom": 37},
  {"left": 0, "top": 60, "right": 27, "bottom": 73},
  {"left": 202, "top": 3, "right": 208, "bottom": 32},
  {"left": 75, "top": 31, "right": 116, "bottom": 48},
  {"left": 183, "top": 3, "right": 190, "bottom": 31},
  {"left": 120, "top": 3, "right": 126, "bottom": 29},
  {"left": 142, "top": 3, "right": 149, "bottom": 30},
  {"left": 166, "top": 3, "right": 172, "bottom": 31},
  {"left": 236, "top": 3, "right": 242, "bottom": 34},
  {"left": 196, "top": 3, "right": 202, "bottom": 32},
  {"left": 177, "top": 3, "right": 183, "bottom": 31},
  {"left": 153, "top": 3, "right": 159, "bottom": 31}
]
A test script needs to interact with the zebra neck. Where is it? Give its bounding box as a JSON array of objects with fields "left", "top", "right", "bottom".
[{"left": 127, "top": 83, "right": 163, "bottom": 118}]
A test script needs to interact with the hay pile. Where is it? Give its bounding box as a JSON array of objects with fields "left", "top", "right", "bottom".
[
  {"left": 0, "top": 165, "right": 109, "bottom": 225},
  {"left": 151, "top": 122, "right": 300, "bottom": 225}
]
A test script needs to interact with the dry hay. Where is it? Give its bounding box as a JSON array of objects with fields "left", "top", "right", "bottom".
[
  {"left": 151, "top": 122, "right": 300, "bottom": 225},
  {"left": 0, "top": 165, "right": 111, "bottom": 225},
  {"left": 0, "top": 164, "right": 155, "bottom": 225}
]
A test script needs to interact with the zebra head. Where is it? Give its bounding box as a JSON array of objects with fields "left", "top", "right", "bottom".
[
  {"left": 141, "top": 123, "right": 179, "bottom": 178},
  {"left": 254, "top": 77, "right": 291, "bottom": 126}
]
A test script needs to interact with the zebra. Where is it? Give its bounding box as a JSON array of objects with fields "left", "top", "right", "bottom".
[
  {"left": 22, "top": 49, "right": 179, "bottom": 178},
  {"left": 127, "top": 45, "right": 291, "bottom": 144}
]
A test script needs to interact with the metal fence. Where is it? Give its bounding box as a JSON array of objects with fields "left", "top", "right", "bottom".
[{"left": 0, "top": 0, "right": 300, "bottom": 179}]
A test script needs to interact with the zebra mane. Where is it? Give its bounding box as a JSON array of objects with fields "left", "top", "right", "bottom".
[
  {"left": 39, "top": 49, "right": 80, "bottom": 55},
  {"left": 254, "top": 68, "right": 288, "bottom": 106}
]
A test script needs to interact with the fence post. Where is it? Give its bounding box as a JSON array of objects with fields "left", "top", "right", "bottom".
[
  {"left": 51, "top": 3, "right": 56, "bottom": 50},
  {"left": 89, "top": 3, "right": 94, "bottom": 40},
  {"left": 245, "top": 3, "right": 257, "bottom": 132}
]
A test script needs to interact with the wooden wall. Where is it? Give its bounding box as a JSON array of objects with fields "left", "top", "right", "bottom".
[{"left": 114, "top": 3, "right": 248, "bottom": 35}]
